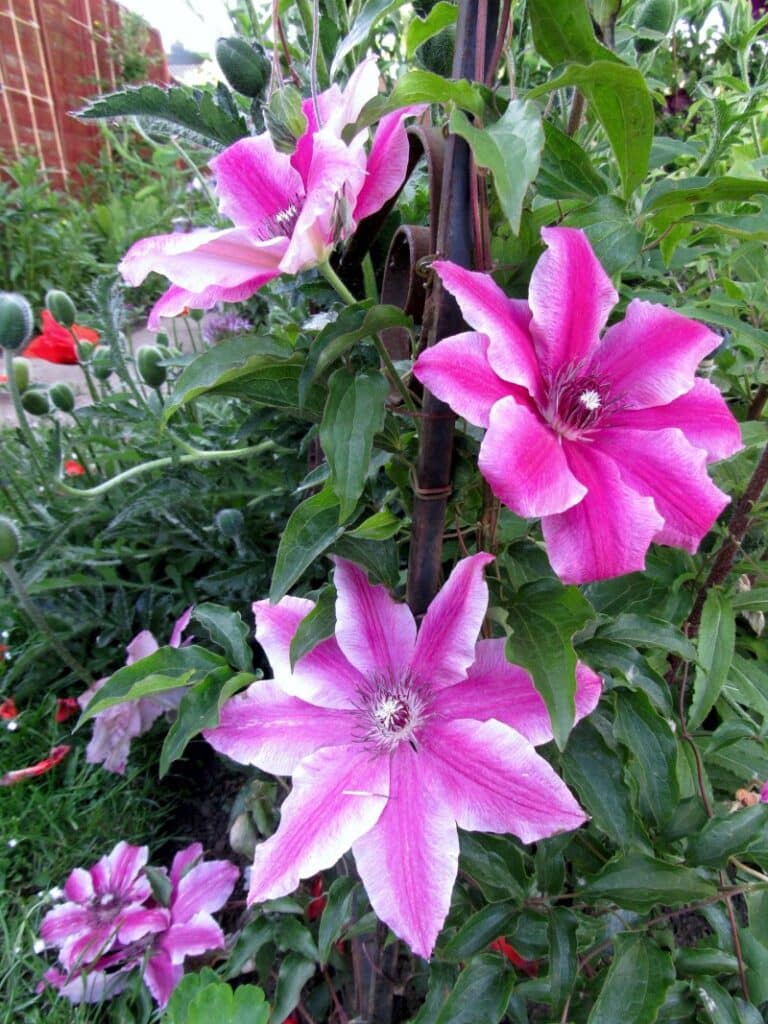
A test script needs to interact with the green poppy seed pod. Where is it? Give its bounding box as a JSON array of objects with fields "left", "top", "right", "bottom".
[
  {"left": 49, "top": 382, "right": 75, "bottom": 413},
  {"left": 76, "top": 340, "right": 96, "bottom": 363},
  {"left": 215, "top": 507, "right": 244, "bottom": 538},
  {"left": 21, "top": 388, "right": 50, "bottom": 416},
  {"left": 91, "top": 348, "right": 113, "bottom": 380},
  {"left": 634, "top": 0, "right": 676, "bottom": 52},
  {"left": 45, "top": 289, "right": 77, "bottom": 328},
  {"left": 188, "top": 308, "right": 204, "bottom": 323},
  {"left": 265, "top": 85, "right": 308, "bottom": 154},
  {"left": 0, "top": 516, "right": 21, "bottom": 562},
  {"left": 11, "top": 357, "right": 30, "bottom": 394},
  {"left": 136, "top": 345, "right": 167, "bottom": 387},
  {"left": 155, "top": 332, "right": 170, "bottom": 346},
  {"left": 0, "top": 292, "right": 33, "bottom": 351},
  {"left": 215, "top": 37, "right": 270, "bottom": 98}
]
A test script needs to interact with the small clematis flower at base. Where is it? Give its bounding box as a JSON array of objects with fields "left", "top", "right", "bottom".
[{"left": 204, "top": 554, "right": 601, "bottom": 958}]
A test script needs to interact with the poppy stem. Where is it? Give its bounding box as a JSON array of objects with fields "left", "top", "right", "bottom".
[{"left": 3, "top": 349, "right": 52, "bottom": 497}]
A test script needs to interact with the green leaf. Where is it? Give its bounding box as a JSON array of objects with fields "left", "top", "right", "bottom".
[
  {"left": 270, "top": 953, "right": 315, "bottom": 1024},
  {"left": 412, "top": 964, "right": 457, "bottom": 1024},
  {"left": 77, "top": 83, "right": 248, "bottom": 150},
  {"left": 317, "top": 877, "right": 358, "bottom": 963},
  {"left": 350, "top": 71, "right": 491, "bottom": 137},
  {"left": 330, "top": 536, "right": 400, "bottom": 589},
  {"left": 435, "top": 954, "right": 517, "bottom": 1024},
  {"left": 274, "top": 917, "right": 319, "bottom": 962},
  {"left": 581, "top": 852, "right": 717, "bottom": 912},
  {"left": 348, "top": 508, "right": 402, "bottom": 541},
  {"left": 505, "top": 580, "right": 594, "bottom": 749},
  {"left": 163, "top": 973, "right": 269, "bottom": 1024},
  {"left": 164, "top": 969, "right": 219, "bottom": 1023},
  {"left": 528, "top": 0, "right": 617, "bottom": 65},
  {"left": 528, "top": 62, "right": 654, "bottom": 197},
  {"left": 145, "top": 864, "right": 172, "bottom": 908},
  {"left": 320, "top": 369, "right": 389, "bottom": 521},
  {"left": 449, "top": 100, "right": 544, "bottom": 234},
  {"left": 458, "top": 832, "right": 530, "bottom": 903},
  {"left": 192, "top": 602, "right": 252, "bottom": 672},
  {"left": 694, "top": 978, "right": 761, "bottom": 1024},
  {"left": 588, "top": 935, "right": 675, "bottom": 1024},
  {"left": 548, "top": 909, "right": 578, "bottom": 1018},
  {"left": 688, "top": 591, "right": 735, "bottom": 730},
  {"left": 591, "top": 613, "right": 696, "bottom": 661},
  {"left": 79, "top": 645, "right": 226, "bottom": 721},
  {"left": 160, "top": 669, "right": 254, "bottom": 776},
  {"left": 643, "top": 175, "right": 768, "bottom": 212},
  {"left": 330, "top": 0, "right": 406, "bottom": 76},
  {"left": 406, "top": 1, "right": 457, "bottom": 57},
  {"left": 289, "top": 585, "right": 337, "bottom": 669},
  {"left": 441, "top": 903, "right": 516, "bottom": 962},
  {"left": 538, "top": 121, "right": 610, "bottom": 199},
  {"left": 687, "top": 804, "right": 768, "bottom": 867},
  {"left": 732, "top": 587, "right": 768, "bottom": 612},
  {"left": 270, "top": 488, "right": 345, "bottom": 602},
  {"left": 564, "top": 195, "right": 643, "bottom": 274},
  {"left": 614, "top": 689, "right": 679, "bottom": 828}
]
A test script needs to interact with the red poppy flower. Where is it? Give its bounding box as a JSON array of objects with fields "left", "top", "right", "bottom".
[
  {"left": 64, "top": 460, "right": 86, "bottom": 477},
  {"left": 0, "top": 744, "right": 71, "bottom": 785},
  {"left": 25, "top": 311, "right": 100, "bottom": 365},
  {"left": 489, "top": 937, "right": 539, "bottom": 976},
  {"left": 0, "top": 375, "right": 7, "bottom": 384},
  {"left": 0, "top": 696, "right": 17, "bottom": 719},
  {"left": 55, "top": 697, "right": 80, "bottom": 723}
]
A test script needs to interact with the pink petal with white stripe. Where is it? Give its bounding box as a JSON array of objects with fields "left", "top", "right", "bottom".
[
  {"left": 63, "top": 867, "right": 94, "bottom": 903},
  {"left": 210, "top": 135, "right": 304, "bottom": 231},
  {"left": 413, "top": 332, "right": 520, "bottom": 428},
  {"left": 170, "top": 842, "right": 202, "bottom": 888},
  {"left": 204, "top": 679, "right": 355, "bottom": 775},
  {"left": 426, "top": 719, "right": 587, "bottom": 843},
  {"left": 354, "top": 106, "right": 426, "bottom": 221},
  {"left": 593, "top": 300, "right": 720, "bottom": 409},
  {"left": 411, "top": 553, "right": 494, "bottom": 689},
  {"left": 161, "top": 914, "right": 226, "bottom": 963},
  {"left": 143, "top": 950, "right": 183, "bottom": 1008},
  {"left": 353, "top": 744, "right": 459, "bottom": 959},
  {"left": 480, "top": 397, "right": 587, "bottom": 517},
  {"left": 117, "top": 906, "right": 170, "bottom": 943},
  {"left": 433, "top": 639, "right": 602, "bottom": 745},
  {"left": 541, "top": 442, "right": 664, "bottom": 583},
  {"left": 146, "top": 273, "right": 280, "bottom": 330},
  {"left": 102, "top": 842, "right": 150, "bottom": 896},
  {"left": 333, "top": 559, "right": 417, "bottom": 680},
  {"left": 529, "top": 227, "right": 617, "bottom": 376},
  {"left": 247, "top": 744, "right": 389, "bottom": 904},
  {"left": 173, "top": 860, "right": 239, "bottom": 921},
  {"left": 40, "top": 904, "right": 90, "bottom": 947}
]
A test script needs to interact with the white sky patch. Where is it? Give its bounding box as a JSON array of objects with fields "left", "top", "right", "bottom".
[{"left": 119, "top": 0, "right": 235, "bottom": 56}]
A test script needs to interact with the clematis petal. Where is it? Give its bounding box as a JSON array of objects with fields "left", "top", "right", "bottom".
[
  {"left": 63, "top": 867, "right": 95, "bottom": 903},
  {"left": 169, "top": 607, "right": 194, "bottom": 649},
  {"left": 210, "top": 135, "right": 304, "bottom": 230},
  {"left": 254, "top": 597, "right": 365, "bottom": 709},
  {"left": 173, "top": 860, "right": 239, "bottom": 921},
  {"left": 143, "top": 950, "right": 183, "bottom": 1008},
  {"left": 541, "top": 442, "right": 664, "bottom": 583},
  {"left": 146, "top": 274, "right": 280, "bottom": 330},
  {"left": 354, "top": 106, "right": 425, "bottom": 222},
  {"left": 595, "top": 427, "right": 730, "bottom": 552},
  {"left": 432, "top": 639, "right": 602, "bottom": 745},
  {"left": 412, "top": 332, "right": 520, "bottom": 428},
  {"left": 434, "top": 261, "right": 541, "bottom": 397},
  {"left": 529, "top": 227, "right": 617, "bottom": 375},
  {"left": 117, "top": 907, "right": 170, "bottom": 944},
  {"left": 125, "top": 630, "right": 158, "bottom": 664},
  {"left": 411, "top": 553, "right": 494, "bottom": 689},
  {"left": 104, "top": 842, "right": 149, "bottom": 896},
  {"left": 479, "top": 397, "right": 587, "bottom": 517},
  {"left": 592, "top": 300, "right": 720, "bottom": 409},
  {"left": 608, "top": 378, "right": 743, "bottom": 463},
  {"left": 204, "top": 680, "right": 355, "bottom": 775},
  {"left": 353, "top": 744, "right": 459, "bottom": 959},
  {"left": 170, "top": 843, "right": 202, "bottom": 888},
  {"left": 333, "top": 559, "right": 417, "bottom": 680},
  {"left": 161, "top": 914, "right": 226, "bottom": 964},
  {"left": 426, "top": 718, "right": 587, "bottom": 843},
  {"left": 247, "top": 744, "right": 389, "bottom": 905},
  {"left": 40, "top": 903, "right": 91, "bottom": 947}
]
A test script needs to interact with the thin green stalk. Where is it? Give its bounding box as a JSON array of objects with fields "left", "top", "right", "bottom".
[
  {"left": 66, "top": 328, "right": 100, "bottom": 403},
  {"left": 318, "top": 261, "right": 358, "bottom": 305},
  {"left": 1, "top": 560, "right": 93, "bottom": 684},
  {"left": 3, "top": 349, "right": 51, "bottom": 495}
]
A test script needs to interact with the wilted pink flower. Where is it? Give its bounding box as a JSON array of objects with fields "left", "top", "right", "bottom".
[
  {"left": 413, "top": 227, "right": 742, "bottom": 584},
  {"left": 79, "top": 607, "right": 193, "bottom": 774},
  {"left": 204, "top": 555, "right": 600, "bottom": 958},
  {"left": 40, "top": 842, "right": 167, "bottom": 969},
  {"left": 120, "top": 59, "right": 421, "bottom": 329}
]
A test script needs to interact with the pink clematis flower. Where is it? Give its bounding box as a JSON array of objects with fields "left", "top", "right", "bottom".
[
  {"left": 78, "top": 607, "right": 193, "bottom": 774},
  {"left": 204, "top": 555, "right": 600, "bottom": 958},
  {"left": 413, "top": 227, "right": 743, "bottom": 584},
  {"left": 40, "top": 843, "right": 167, "bottom": 969},
  {"left": 120, "top": 59, "right": 421, "bottom": 329}
]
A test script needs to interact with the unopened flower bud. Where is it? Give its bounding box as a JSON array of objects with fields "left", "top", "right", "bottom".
[
  {"left": 215, "top": 37, "right": 270, "bottom": 98},
  {"left": 21, "top": 388, "right": 50, "bottom": 416},
  {"left": 215, "top": 507, "right": 244, "bottom": 538},
  {"left": 136, "top": 345, "right": 167, "bottom": 386},
  {"left": 0, "top": 292, "right": 33, "bottom": 351},
  {"left": 11, "top": 357, "right": 30, "bottom": 394},
  {"left": 91, "top": 348, "right": 113, "bottom": 380},
  {"left": 44, "top": 290, "right": 77, "bottom": 328},
  {"left": 265, "top": 85, "right": 308, "bottom": 154},
  {"left": 0, "top": 517, "right": 21, "bottom": 562},
  {"left": 76, "top": 340, "right": 96, "bottom": 363},
  {"left": 49, "top": 382, "right": 75, "bottom": 413}
]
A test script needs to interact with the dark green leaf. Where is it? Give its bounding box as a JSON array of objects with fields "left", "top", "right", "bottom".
[
  {"left": 458, "top": 832, "right": 530, "bottom": 903},
  {"left": 614, "top": 689, "right": 679, "bottom": 828},
  {"left": 582, "top": 852, "right": 717, "bottom": 912},
  {"left": 505, "top": 580, "right": 594, "bottom": 748},
  {"left": 145, "top": 865, "right": 172, "bottom": 908},
  {"left": 564, "top": 195, "right": 643, "bottom": 274},
  {"left": 270, "top": 488, "right": 345, "bottom": 602},
  {"left": 538, "top": 121, "right": 610, "bottom": 199},
  {"left": 675, "top": 947, "right": 739, "bottom": 976},
  {"left": 411, "top": 964, "right": 457, "bottom": 1024},
  {"left": 441, "top": 903, "right": 516, "bottom": 962},
  {"left": 317, "top": 877, "right": 358, "bottom": 963},
  {"left": 588, "top": 935, "right": 675, "bottom": 1024},
  {"left": 349, "top": 72, "right": 491, "bottom": 139},
  {"left": 449, "top": 100, "right": 544, "bottom": 233},
  {"left": 192, "top": 602, "right": 252, "bottom": 672},
  {"left": 643, "top": 175, "right": 768, "bottom": 212},
  {"left": 732, "top": 587, "right": 768, "bottom": 612},
  {"left": 289, "top": 585, "right": 337, "bottom": 669},
  {"left": 548, "top": 909, "right": 578, "bottom": 1018},
  {"left": 270, "top": 953, "right": 315, "bottom": 1024},
  {"left": 406, "top": 1, "right": 457, "bottom": 57},
  {"left": 435, "top": 954, "right": 517, "bottom": 1024},
  {"left": 330, "top": 536, "right": 400, "bottom": 589},
  {"left": 689, "top": 590, "right": 735, "bottom": 730},
  {"left": 528, "top": 0, "right": 617, "bottom": 64},
  {"left": 274, "top": 917, "right": 319, "bottom": 962},
  {"left": 694, "top": 978, "right": 760, "bottom": 1024},
  {"left": 320, "top": 369, "right": 389, "bottom": 521},
  {"left": 592, "top": 613, "right": 696, "bottom": 661},
  {"left": 687, "top": 804, "right": 768, "bottom": 867}
]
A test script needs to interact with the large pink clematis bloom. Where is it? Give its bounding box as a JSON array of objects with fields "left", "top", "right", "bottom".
[
  {"left": 413, "top": 227, "right": 743, "bottom": 584},
  {"left": 204, "top": 555, "right": 600, "bottom": 958},
  {"left": 120, "top": 58, "right": 420, "bottom": 329}
]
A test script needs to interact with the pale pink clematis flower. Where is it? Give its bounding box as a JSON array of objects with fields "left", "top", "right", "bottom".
[
  {"left": 79, "top": 607, "right": 193, "bottom": 774},
  {"left": 413, "top": 227, "right": 743, "bottom": 584},
  {"left": 40, "top": 842, "right": 167, "bottom": 969},
  {"left": 204, "top": 555, "right": 600, "bottom": 958},
  {"left": 120, "top": 58, "right": 421, "bottom": 329}
]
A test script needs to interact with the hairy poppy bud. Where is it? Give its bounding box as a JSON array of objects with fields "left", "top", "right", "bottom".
[
  {"left": 91, "top": 348, "right": 113, "bottom": 380},
  {"left": 216, "top": 37, "right": 270, "bottom": 98},
  {"left": 215, "top": 507, "right": 244, "bottom": 538},
  {"left": 45, "top": 290, "right": 77, "bottom": 328},
  {"left": 21, "top": 388, "right": 50, "bottom": 415},
  {"left": 136, "top": 345, "right": 167, "bottom": 386},
  {"left": 11, "top": 357, "right": 30, "bottom": 394},
  {"left": 0, "top": 517, "right": 21, "bottom": 562},
  {"left": 76, "top": 340, "right": 96, "bottom": 363},
  {"left": 0, "top": 292, "right": 33, "bottom": 351},
  {"left": 49, "top": 382, "right": 75, "bottom": 413}
]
